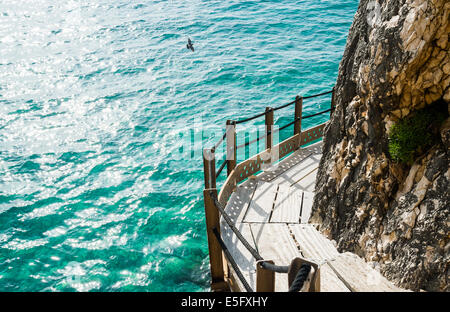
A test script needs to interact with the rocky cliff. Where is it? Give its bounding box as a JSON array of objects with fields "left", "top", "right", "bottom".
[{"left": 310, "top": 0, "right": 449, "bottom": 291}]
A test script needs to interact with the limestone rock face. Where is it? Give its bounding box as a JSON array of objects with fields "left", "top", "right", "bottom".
[{"left": 311, "top": 0, "right": 449, "bottom": 291}]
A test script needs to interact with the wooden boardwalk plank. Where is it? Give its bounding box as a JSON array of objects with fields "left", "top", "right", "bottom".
[
  {"left": 250, "top": 223, "right": 301, "bottom": 291},
  {"left": 290, "top": 166, "right": 319, "bottom": 192},
  {"left": 270, "top": 185, "right": 302, "bottom": 223},
  {"left": 272, "top": 156, "right": 317, "bottom": 187},
  {"left": 300, "top": 191, "right": 314, "bottom": 223},
  {"left": 224, "top": 179, "right": 257, "bottom": 224},
  {"left": 288, "top": 224, "right": 351, "bottom": 292},
  {"left": 327, "top": 252, "right": 406, "bottom": 292},
  {"left": 217, "top": 142, "right": 405, "bottom": 292},
  {"left": 289, "top": 224, "right": 339, "bottom": 262},
  {"left": 257, "top": 141, "right": 323, "bottom": 183},
  {"left": 243, "top": 181, "right": 277, "bottom": 223}
]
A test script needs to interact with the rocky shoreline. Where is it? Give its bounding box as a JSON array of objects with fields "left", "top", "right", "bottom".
[{"left": 311, "top": 0, "right": 449, "bottom": 291}]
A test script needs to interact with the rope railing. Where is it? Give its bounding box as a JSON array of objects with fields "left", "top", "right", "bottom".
[
  {"left": 230, "top": 106, "right": 335, "bottom": 152},
  {"left": 211, "top": 131, "right": 227, "bottom": 153},
  {"left": 302, "top": 89, "right": 334, "bottom": 99},
  {"left": 234, "top": 88, "right": 333, "bottom": 125},
  {"left": 212, "top": 227, "right": 254, "bottom": 292},
  {"left": 215, "top": 158, "right": 227, "bottom": 179},
  {"left": 210, "top": 191, "right": 262, "bottom": 261},
  {"left": 209, "top": 89, "right": 334, "bottom": 152},
  {"left": 234, "top": 111, "right": 266, "bottom": 125},
  {"left": 202, "top": 87, "right": 334, "bottom": 291},
  {"left": 272, "top": 99, "right": 296, "bottom": 112},
  {"left": 209, "top": 190, "right": 313, "bottom": 292},
  {"left": 288, "top": 264, "right": 312, "bottom": 292},
  {"left": 232, "top": 104, "right": 335, "bottom": 152},
  {"left": 234, "top": 117, "right": 295, "bottom": 151},
  {"left": 205, "top": 87, "right": 335, "bottom": 186},
  {"left": 235, "top": 130, "right": 267, "bottom": 150}
]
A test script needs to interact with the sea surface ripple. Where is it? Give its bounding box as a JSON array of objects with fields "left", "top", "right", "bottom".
[{"left": 0, "top": 0, "right": 358, "bottom": 291}]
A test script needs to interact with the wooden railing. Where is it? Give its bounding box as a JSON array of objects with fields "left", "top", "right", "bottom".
[{"left": 202, "top": 88, "right": 335, "bottom": 291}]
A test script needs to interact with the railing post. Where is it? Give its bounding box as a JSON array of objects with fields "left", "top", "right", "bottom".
[
  {"left": 265, "top": 107, "right": 274, "bottom": 150},
  {"left": 203, "top": 148, "right": 216, "bottom": 189},
  {"left": 226, "top": 120, "right": 236, "bottom": 176},
  {"left": 203, "top": 188, "right": 227, "bottom": 291},
  {"left": 294, "top": 96, "right": 303, "bottom": 149},
  {"left": 256, "top": 260, "right": 275, "bottom": 292}
]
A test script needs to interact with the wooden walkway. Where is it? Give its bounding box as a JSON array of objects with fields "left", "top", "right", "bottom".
[{"left": 220, "top": 141, "right": 404, "bottom": 292}]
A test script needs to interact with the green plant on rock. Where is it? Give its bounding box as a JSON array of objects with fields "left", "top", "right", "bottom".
[{"left": 388, "top": 105, "right": 446, "bottom": 165}]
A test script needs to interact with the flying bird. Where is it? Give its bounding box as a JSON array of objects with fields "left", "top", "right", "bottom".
[{"left": 186, "top": 38, "right": 194, "bottom": 52}]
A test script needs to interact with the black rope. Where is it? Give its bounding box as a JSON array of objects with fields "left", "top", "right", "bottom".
[
  {"left": 233, "top": 89, "right": 333, "bottom": 125},
  {"left": 272, "top": 99, "right": 296, "bottom": 111},
  {"left": 210, "top": 191, "right": 263, "bottom": 261},
  {"left": 215, "top": 158, "right": 227, "bottom": 178},
  {"left": 234, "top": 105, "right": 332, "bottom": 151},
  {"left": 212, "top": 227, "right": 254, "bottom": 292},
  {"left": 235, "top": 111, "right": 267, "bottom": 125},
  {"left": 260, "top": 262, "right": 289, "bottom": 274},
  {"left": 302, "top": 89, "right": 333, "bottom": 99},
  {"left": 288, "top": 264, "right": 312, "bottom": 292},
  {"left": 209, "top": 191, "right": 292, "bottom": 274},
  {"left": 278, "top": 117, "right": 300, "bottom": 131},
  {"left": 215, "top": 95, "right": 333, "bottom": 150},
  {"left": 212, "top": 131, "right": 227, "bottom": 152},
  {"left": 235, "top": 118, "right": 298, "bottom": 150},
  {"left": 236, "top": 132, "right": 266, "bottom": 150}
]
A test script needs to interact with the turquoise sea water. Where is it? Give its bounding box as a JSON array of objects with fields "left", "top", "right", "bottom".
[{"left": 0, "top": 0, "right": 358, "bottom": 291}]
